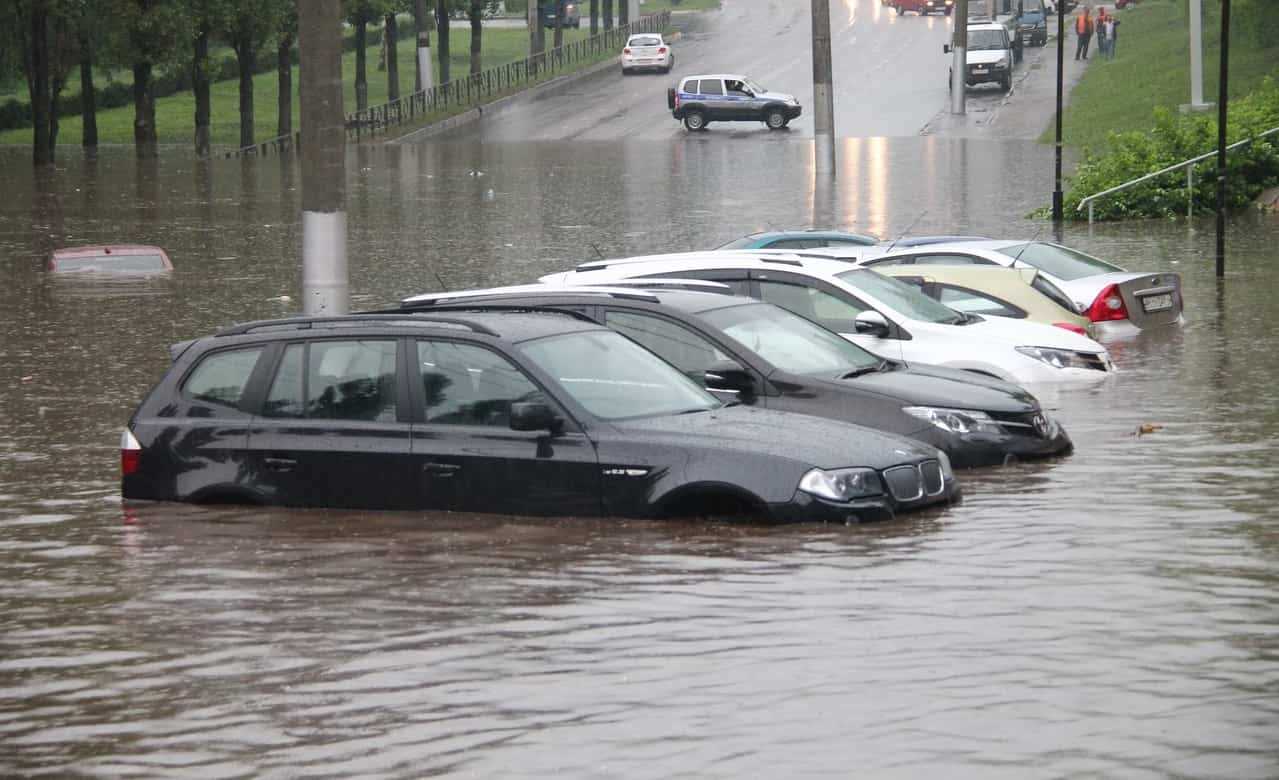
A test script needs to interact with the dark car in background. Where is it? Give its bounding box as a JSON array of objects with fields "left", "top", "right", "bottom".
[
  {"left": 396, "top": 286, "right": 1074, "bottom": 468},
  {"left": 540, "top": 1, "right": 580, "bottom": 27},
  {"left": 122, "top": 312, "right": 957, "bottom": 522}
]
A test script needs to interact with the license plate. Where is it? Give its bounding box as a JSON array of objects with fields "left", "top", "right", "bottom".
[
  {"left": 1141, "top": 293, "right": 1173, "bottom": 313},
  {"left": 973, "top": 67, "right": 988, "bottom": 74}
]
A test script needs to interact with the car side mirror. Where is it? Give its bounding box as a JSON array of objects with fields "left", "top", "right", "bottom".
[
  {"left": 703, "top": 359, "right": 755, "bottom": 394},
  {"left": 943, "top": 43, "right": 952, "bottom": 53},
  {"left": 510, "top": 401, "right": 563, "bottom": 434},
  {"left": 854, "top": 310, "right": 892, "bottom": 338}
]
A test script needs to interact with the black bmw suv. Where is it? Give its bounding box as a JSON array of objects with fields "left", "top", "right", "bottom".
[
  {"left": 121, "top": 312, "right": 958, "bottom": 522},
  {"left": 395, "top": 285, "right": 1073, "bottom": 468}
]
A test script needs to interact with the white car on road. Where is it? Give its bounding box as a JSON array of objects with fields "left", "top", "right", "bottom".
[
  {"left": 540, "top": 253, "right": 1114, "bottom": 386},
  {"left": 804, "top": 240, "right": 1185, "bottom": 336},
  {"left": 622, "top": 34, "right": 673, "bottom": 75}
]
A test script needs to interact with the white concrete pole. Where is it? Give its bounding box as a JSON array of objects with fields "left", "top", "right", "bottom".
[
  {"left": 811, "top": 0, "right": 836, "bottom": 175},
  {"left": 950, "top": 0, "right": 968, "bottom": 114},
  {"left": 1189, "top": 0, "right": 1205, "bottom": 107},
  {"left": 628, "top": 0, "right": 640, "bottom": 23}
]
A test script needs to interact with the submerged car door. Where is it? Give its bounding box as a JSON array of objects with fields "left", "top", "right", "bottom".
[
  {"left": 410, "top": 338, "right": 601, "bottom": 516},
  {"left": 247, "top": 338, "right": 416, "bottom": 509},
  {"left": 748, "top": 271, "right": 906, "bottom": 360}
]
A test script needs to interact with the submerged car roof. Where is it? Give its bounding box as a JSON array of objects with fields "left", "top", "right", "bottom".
[{"left": 409, "top": 286, "right": 754, "bottom": 317}]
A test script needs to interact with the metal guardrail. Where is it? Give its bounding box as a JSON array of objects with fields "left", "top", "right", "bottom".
[
  {"left": 223, "top": 131, "right": 301, "bottom": 160},
  {"left": 346, "top": 11, "right": 671, "bottom": 141},
  {"left": 1077, "top": 124, "right": 1279, "bottom": 223}
]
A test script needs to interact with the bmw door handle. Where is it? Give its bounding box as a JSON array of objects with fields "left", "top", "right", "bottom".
[
  {"left": 264, "top": 456, "right": 297, "bottom": 473},
  {"left": 423, "top": 462, "right": 462, "bottom": 476}
]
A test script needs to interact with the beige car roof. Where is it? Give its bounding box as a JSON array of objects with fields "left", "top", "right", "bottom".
[{"left": 876, "top": 264, "right": 1090, "bottom": 329}]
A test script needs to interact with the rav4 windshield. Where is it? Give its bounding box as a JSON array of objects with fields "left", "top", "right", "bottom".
[
  {"left": 702, "top": 303, "right": 881, "bottom": 377},
  {"left": 836, "top": 268, "right": 965, "bottom": 324},
  {"left": 997, "top": 242, "right": 1125, "bottom": 280},
  {"left": 520, "top": 331, "right": 719, "bottom": 420}
]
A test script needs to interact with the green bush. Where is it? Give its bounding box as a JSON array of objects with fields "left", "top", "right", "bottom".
[{"left": 1055, "top": 77, "right": 1279, "bottom": 220}]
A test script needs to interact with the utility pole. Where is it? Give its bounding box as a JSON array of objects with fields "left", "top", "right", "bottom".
[
  {"left": 299, "top": 0, "right": 349, "bottom": 316},
  {"left": 1051, "top": 0, "right": 1064, "bottom": 222},
  {"left": 416, "top": 0, "right": 433, "bottom": 92},
  {"left": 950, "top": 0, "right": 968, "bottom": 115},
  {"left": 1189, "top": 0, "right": 1206, "bottom": 108},
  {"left": 811, "top": 0, "right": 836, "bottom": 175},
  {"left": 1215, "top": 0, "right": 1231, "bottom": 278}
]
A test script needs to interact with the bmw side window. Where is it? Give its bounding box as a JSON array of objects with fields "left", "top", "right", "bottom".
[
  {"left": 263, "top": 344, "right": 304, "bottom": 418},
  {"left": 306, "top": 340, "right": 398, "bottom": 422},
  {"left": 418, "top": 341, "right": 543, "bottom": 427},
  {"left": 936, "top": 285, "right": 1025, "bottom": 318},
  {"left": 757, "top": 281, "right": 867, "bottom": 330},
  {"left": 604, "top": 310, "right": 729, "bottom": 376},
  {"left": 183, "top": 347, "right": 264, "bottom": 411}
]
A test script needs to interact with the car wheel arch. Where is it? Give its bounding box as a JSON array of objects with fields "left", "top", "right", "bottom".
[
  {"left": 655, "top": 482, "right": 771, "bottom": 521},
  {"left": 188, "top": 485, "right": 268, "bottom": 506}
]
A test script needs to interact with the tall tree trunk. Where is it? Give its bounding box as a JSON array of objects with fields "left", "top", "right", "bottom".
[
  {"left": 619, "top": 0, "right": 628, "bottom": 27},
  {"left": 469, "top": 0, "right": 482, "bottom": 75},
  {"left": 603, "top": 0, "right": 613, "bottom": 30},
  {"left": 28, "top": 2, "right": 53, "bottom": 165},
  {"left": 50, "top": 72, "right": 65, "bottom": 156},
  {"left": 277, "top": 34, "right": 293, "bottom": 137},
  {"left": 235, "top": 39, "right": 255, "bottom": 148},
  {"left": 79, "top": 33, "right": 98, "bottom": 148},
  {"left": 355, "top": 14, "right": 368, "bottom": 110},
  {"left": 553, "top": 0, "right": 563, "bottom": 48},
  {"left": 385, "top": 13, "right": 399, "bottom": 100},
  {"left": 436, "top": 0, "right": 450, "bottom": 84},
  {"left": 590, "top": 0, "right": 598, "bottom": 34},
  {"left": 193, "top": 25, "right": 210, "bottom": 156},
  {"left": 133, "top": 61, "right": 157, "bottom": 157}
]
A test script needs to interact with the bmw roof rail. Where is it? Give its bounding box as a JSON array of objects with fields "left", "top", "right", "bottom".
[
  {"left": 400, "top": 285, "right": 663, "bottom": 307},
  {"left": 215, "top": 314, "right": 501, "bottom": 337}
]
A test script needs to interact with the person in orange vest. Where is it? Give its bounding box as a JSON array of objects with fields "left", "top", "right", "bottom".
[{"left": 1075, "top": 6, "right": 1095, "bottom": 61}]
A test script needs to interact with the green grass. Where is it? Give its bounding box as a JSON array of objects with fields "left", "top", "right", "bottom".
[
  {"left": 1048, "top": 0, "right": 1279, "bottom": 152},
  {"left": 0, "top": 25, "right": 596, "bottom": 147},
  {"left": 636, "top": 0, "right": 721, "bottom": 14}
]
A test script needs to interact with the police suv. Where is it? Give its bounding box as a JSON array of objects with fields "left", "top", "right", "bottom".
[{"left": 667, "top": 74, "right": 802, "bottom": 132}]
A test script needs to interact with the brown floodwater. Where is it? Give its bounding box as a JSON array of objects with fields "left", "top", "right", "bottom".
[{"left": 1, "top": 139, "right": 1277, "bottom": 777}]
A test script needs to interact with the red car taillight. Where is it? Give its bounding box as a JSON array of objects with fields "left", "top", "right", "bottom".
[
  {"left": 121, "top": 429, "right": 141, "bottom": 477},
  {"left": 623, "top": 47, "right": 631, "bottom": 54},
  {"left": 658, "top": 47, "right": 667, "bottom": 53},
  {"left": 1083, "top": 283, "right": 1129, "bottom": 323},
  {"left": 1053, "top": 322, "right": 1088, "bottom": 336}
]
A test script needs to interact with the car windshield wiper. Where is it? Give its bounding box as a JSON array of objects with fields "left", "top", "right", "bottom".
[{"left": 839, "top": 360, "right": 888, "bottom": 380}]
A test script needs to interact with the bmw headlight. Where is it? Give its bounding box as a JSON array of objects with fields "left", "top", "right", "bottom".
[
  {"left": 903, "top": 406, "right": 1003, "bottom": 435},
  {"left": 799, "top": 467, "right": 883, "bottom": 501},
  {"left": 1016, "top": 346, "right": 1095, "bottom": 370}
]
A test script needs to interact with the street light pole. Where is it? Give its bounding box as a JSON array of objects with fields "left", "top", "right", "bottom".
[
  {"left": 950, "top": 0, "right": 968, "bottom": 115},
  {"left": 1215, "top": 0, "right": 1231, "bottom": 278},
  {"left": 299, "top": 0, "right": 349, "bottom": 316},
  {"left": 1052, "top": 0, "right": 1065, "bottom": 222},
  {"left": 811, "top": 0, "right": 836, "bottom": 175}
]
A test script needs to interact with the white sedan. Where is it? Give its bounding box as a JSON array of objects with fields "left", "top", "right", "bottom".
[
  {"left": 621, "top": 34, "right": 673, "bottom": 75},
  {"left": 540, "top": 252, "right": 1115, "bottom": 387}
]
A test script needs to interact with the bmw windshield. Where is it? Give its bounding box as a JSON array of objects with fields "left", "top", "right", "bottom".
[
  {"left": 520, "top": 330, "right": 720, "bottom": 420},
  {"left": 702, "top": 303, "right": 882, "bottom": 377},
  {"left": 835, "top": 268, "right": 967, "bottom": 324}
]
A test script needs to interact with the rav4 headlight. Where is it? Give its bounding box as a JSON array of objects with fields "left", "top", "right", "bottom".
[
  {"left": 799, "top": 467, "right": 884, "bottom": 501},
  {"left": 1016, "top": 346, "right": 1095, "bottom": 370},
  {"left": 903, "top": 406, "right": 1003, "bottom": 435}
]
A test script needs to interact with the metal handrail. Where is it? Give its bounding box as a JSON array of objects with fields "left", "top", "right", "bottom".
[{"left": 1077, "top": 124, "right": 1279, "bottom": 222}]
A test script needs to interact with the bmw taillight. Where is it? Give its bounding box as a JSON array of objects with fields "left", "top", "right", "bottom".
[
  {"left": 1053, "top": 322, "right": 1088, "bottom": 336},
  {"left": 121, "top": 429, "right": 141, "bottom": 477},
  {"left": 1083, "top": 283, "right": 1129, "bottom": 323}
]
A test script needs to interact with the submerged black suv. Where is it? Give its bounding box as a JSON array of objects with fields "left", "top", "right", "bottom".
[
  {"left": 395, "top": 286, "right": 1073, "bottom": 468},
  {"left": 121, "top": 312, "right": 958, "bottom": 522}
]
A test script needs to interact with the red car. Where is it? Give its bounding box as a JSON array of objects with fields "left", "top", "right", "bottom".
[
  {"left": 891, "top": 0, "right": 954, "bottom": 15},
  {"left": 48, "top": 244, "right": 173, "bottom": 273}
]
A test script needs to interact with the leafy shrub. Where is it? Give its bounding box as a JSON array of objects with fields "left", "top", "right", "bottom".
[{"left": 1055, "top": 77, "right": 1279, "bottom": 220}]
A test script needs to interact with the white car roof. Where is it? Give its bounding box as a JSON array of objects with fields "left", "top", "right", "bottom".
[
  {"left": 680, "top": 74, "right": 749, "bottom": 83},
  {"left": 968, "top": 22, "right": 1007, "bottom": 31},
  {"left": 626, "top": 33, "right": 664, "bottom": 41}
]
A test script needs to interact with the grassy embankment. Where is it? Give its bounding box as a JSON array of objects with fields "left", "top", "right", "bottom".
[
  {"left": 1047, "top": 0, "right": 1279, "bottom": 152},
  {"left": 0, "top": 25, "right": 599, "bottom": 148}
]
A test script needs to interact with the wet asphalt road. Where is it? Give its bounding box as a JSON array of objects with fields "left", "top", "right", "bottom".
[{"left": 443, "top": 0, "right": 965, "bottom": 141}]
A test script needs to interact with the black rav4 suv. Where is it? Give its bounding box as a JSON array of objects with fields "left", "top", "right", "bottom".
[{"left": 122, "top": 313, "right": 958, "bottom": 522}]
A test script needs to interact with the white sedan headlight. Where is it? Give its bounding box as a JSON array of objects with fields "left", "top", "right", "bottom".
[
  {"left": 1016, "top": 346, "right": 1098, "bottom": 370},
  {"left": 903, "top": 406, "right": 1003, "bottom": 435},
  {"left": 799, "top": 467, "right": 884, "bottom": 501}
]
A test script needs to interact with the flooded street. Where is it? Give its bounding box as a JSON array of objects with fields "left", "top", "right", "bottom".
[{"left": 2, "top": 138, "right": 1278, "bottom": 777}]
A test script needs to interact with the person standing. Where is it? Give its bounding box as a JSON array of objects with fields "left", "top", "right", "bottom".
[
  {"left": 1095, "top": 7, "right": 1109, "bottom": 58},
  {"left": 1105, "top": 13, "right": 1120, "bottom": 59},
  {"left": 1074, "top": 6, "right": 1094, "bottom": 61}
]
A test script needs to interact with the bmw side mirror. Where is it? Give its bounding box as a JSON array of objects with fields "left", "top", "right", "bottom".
[
  {"left": 703, "top": 359, "right": 755, "bottom": 394},
  {"left": 853, "top": 310, "right": 892, "bottom": 338},
  {"left": 943, "top": 43, "right": 952, "bottom": 53},
  {"left": 510, "top": 401, "right": 563, "bottom": 434}
]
